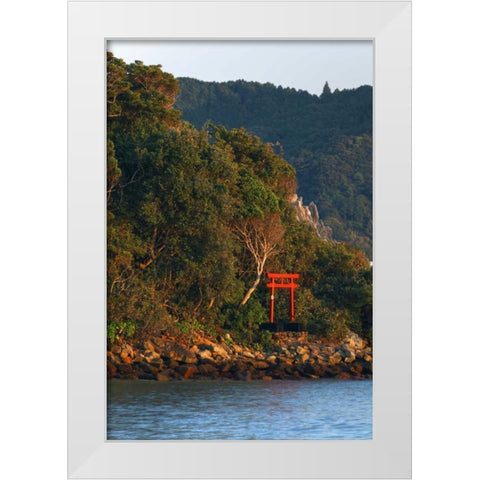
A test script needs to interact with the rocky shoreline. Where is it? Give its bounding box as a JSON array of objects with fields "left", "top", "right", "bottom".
[{"left": 108, "top": 331, "right": 372, "bottom": 381}]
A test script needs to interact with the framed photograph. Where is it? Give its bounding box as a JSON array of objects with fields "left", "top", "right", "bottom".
[{"left": 68, "top": 0, "right": 411, "bottom": 478}]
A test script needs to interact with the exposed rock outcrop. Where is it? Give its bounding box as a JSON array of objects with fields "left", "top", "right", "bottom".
[{"left": 289, "top": 193, "right": 334, "bottom": 242}]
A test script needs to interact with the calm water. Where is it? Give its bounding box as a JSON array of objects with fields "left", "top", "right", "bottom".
[{"left": 107, "top": 379, "right": 372, "bottom": 440}]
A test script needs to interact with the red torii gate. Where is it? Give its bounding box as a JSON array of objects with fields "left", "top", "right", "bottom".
[{"left": 266, "top": 273, "right": 300, "bottom": 324}]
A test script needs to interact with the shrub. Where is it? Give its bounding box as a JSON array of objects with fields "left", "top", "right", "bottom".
[
  {"left": 231, "top": 298, "right": 268, "bottom": 343},
  {"left": 107, "top": 319, "right": 136, "bottom": 344},
  {"left": 254, "top": 329, "right": 274, "bottom": 350}
]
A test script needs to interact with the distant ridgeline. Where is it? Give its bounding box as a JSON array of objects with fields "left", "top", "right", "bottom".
[{"left": 177, "top": 78, "right": 373, "bottom": 258}]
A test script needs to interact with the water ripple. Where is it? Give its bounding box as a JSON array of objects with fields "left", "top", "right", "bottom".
[{"left": 107, "top": 379, "right": 372, "bottom": 440}]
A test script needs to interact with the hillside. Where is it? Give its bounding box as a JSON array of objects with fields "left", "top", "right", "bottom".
[{"left": 176, "top": 78, "right": 373, "bottom": 257}]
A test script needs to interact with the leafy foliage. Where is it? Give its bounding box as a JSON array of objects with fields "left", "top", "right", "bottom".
[
  {"left": 176, "top": 77, "right": 373, "bottom": 257},
  {"left": 106, "top": 53, "right": 372, "bottom": 345}
]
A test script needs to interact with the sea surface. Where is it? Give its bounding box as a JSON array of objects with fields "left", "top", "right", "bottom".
[{"left": 107, "top": 378, "right": 372, "bottom": 440}]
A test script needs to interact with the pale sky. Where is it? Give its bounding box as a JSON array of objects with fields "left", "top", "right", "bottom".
[{"left": 108, "top": 40, "right": 373, "bottom": 96}]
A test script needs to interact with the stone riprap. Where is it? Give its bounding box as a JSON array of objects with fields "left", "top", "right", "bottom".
[{"left": 107, "top": 332, "right": 372, "bottom": 381}]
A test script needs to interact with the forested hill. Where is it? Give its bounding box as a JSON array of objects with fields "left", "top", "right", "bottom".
[
  {"left": 106, "top": 53, "right": 372, "bottom": 347},
  {"left": 177, "top": 78, "right": 373, "bottom": 257}
]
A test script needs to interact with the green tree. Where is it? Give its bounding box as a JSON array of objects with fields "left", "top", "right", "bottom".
[{"left": 321, "top": 81, "right": 332, "bottom": 97}]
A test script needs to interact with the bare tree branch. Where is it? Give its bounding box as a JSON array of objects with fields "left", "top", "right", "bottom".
[{"left": 233, "top": 213, "right": 285, "bottom": 306}]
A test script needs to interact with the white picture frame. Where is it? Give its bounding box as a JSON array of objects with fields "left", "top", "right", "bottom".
[{"left": 68, "top": 1, "right": 411, "bottom": 478}]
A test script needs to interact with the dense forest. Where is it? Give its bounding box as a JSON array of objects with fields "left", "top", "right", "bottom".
[
  {"left": 106, "top": 53, "right": 372, "bottom": 347},
  {"left": 177, "top": 78, "right": 373, "bottom": 257}
]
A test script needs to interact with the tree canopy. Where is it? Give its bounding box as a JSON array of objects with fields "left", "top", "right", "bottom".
[{"left": 176, "top": 77, "right": 373, "bottom": 257}]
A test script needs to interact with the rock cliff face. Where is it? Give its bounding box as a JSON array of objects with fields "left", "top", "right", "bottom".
[{"left": 289, "top": 194, "right": 334, "bottom": 242}]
